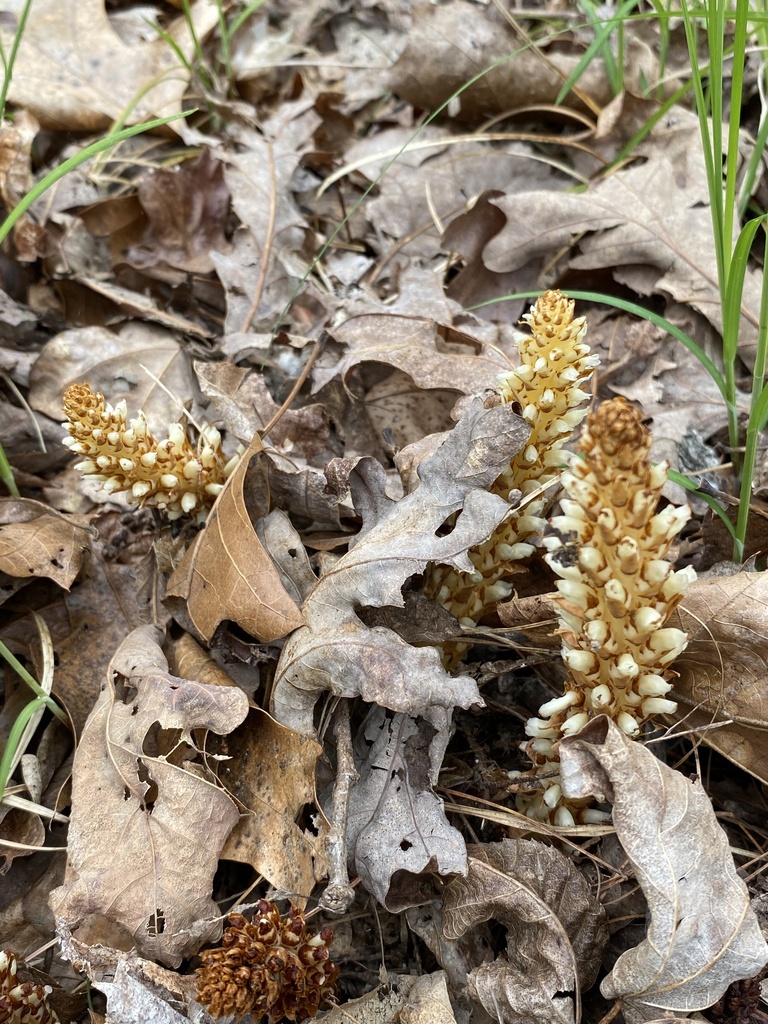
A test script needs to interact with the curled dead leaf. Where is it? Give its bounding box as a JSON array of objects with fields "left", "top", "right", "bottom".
[
  {"left": 166, "top": 433, "right": 305, "bottom": 643},
  {"left": 442, "top": 839, "right": 608, "bottom": 1024},
  {"left": 271, "top": 398, "right": 530, "bottom": 734},
  {"left": 559, "top": 716, "right": 768, "bottom": 1015}
]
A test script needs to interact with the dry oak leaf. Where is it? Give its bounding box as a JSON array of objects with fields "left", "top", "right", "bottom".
[
  {"left": 671, "top": 570, "right": 768, "bottom": 786},
  {"left": 442, "top": 839, "right": 608, "bottom": 1024},
  {"left": 216, "top": 707, "right": 324, "bottom": 899},
  {"left": 0, "top": 497, "right": 92, "bottom": 590},
  {"left": 29, "top": 322, "right": 196, "bottom": 440},
  {"left": 559, "top": 716, "right": 768, "bottom": 1015},
  {"left": 50, "top": 624, "right": 249, "bottom": 967},
  {"left": 484, "top": 131, "right": 762, "bottom": 348},
  {"left": 166, "top": 432, "right": 305, "bottom": 644},
  {"left": 389, "top": 0, "right": 613, "bottom": 120},
  {"left": 313, "top": 314, "right": 514, "bottom": 399},
  {"left": 271, "top": 398, "right": 530, "bottom": 735},
  {"left": 345, "top": 706, "right": 467, "bottom": 912},
  {"left": 0, "top": 0, "right": 219, "bottom": 130}
]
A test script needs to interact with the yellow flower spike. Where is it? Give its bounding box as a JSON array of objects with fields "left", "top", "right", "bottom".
[
  {"left": 62, "top": 381, "right": 238, "bottom": 522},
  {"left": 516, "top": 396, "right": 697, "bottom": 823},
  {"left": 424, "top": 291, "right": 598, "bottom": 640}
]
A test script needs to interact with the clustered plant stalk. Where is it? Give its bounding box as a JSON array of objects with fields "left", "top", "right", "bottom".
[
  {"left": 424, "top": 290, "right": 598, "bottom": 644},
  {"left": 512, "top": 397, "right": 697, "bottom": 825},
  {"left": 62, "top": 382, "right": 239, "bottom": 521}
]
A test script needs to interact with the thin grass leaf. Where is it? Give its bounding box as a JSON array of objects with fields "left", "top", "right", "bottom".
[
  {"left": 468, "top": 289, "right": 728, "bottom": 400},
  {"left": 723, "top": 0, "right": 749, "bottom": 261},
  {"left": 0, "top": 111, "right": 193, "bottom": 248},
  {"left": 735, "top": 229, "right": 768, "bottom": 559},
  {"left": 721, "top": 216, "right": 765, "bottom": 465},
  {"left": 0, "top": 640, "right": 67, "bottom": 725},
  {"left": 0, "top": 697, "right": 48, "bottom": 801},
  {"left": 230, "top": 0, "right": 267, "bottom": 39},
  {"left": 0, "top": 0, "right": 33, "bottom": 122},
  {"left": 556, "top": 0, "right": 639, "bottom": 105},
  {"left": 0, "top": 441, "right": 19, "bottom": 496},
  {"left": 667, "top": 468, "right": 737, "bottom": 542}
]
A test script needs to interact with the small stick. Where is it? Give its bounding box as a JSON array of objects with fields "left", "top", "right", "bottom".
[{"left": 320, "top": 699, "right": 358, "bottom": 915}]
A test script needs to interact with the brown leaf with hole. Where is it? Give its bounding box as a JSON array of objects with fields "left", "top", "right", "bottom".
[
  {"left": 0, "top": 497, "right": 92, "bottom": 590},
  {"left": 346, "top": 706, "right": 468, "bottom": 912},
  {"left": 50, "top": 624, "right": 249, "bottom": 967},
  {"left": 559, "top": 716, "right": 768, "bottom": 1015},
  {"left": 166, "top": 434, "right": 305, "bottom": 643},
  {"left": 271, "top": 398, "right": 529, "bottom": 735},
  {"left": 216, "top": 708, "right": 324, "bottom": 899},
  {"left": 670, "top": 570, "right": 768, "bottom": 785},
  {"left": 442, "top": 839, "right": 608, "bottom": 1024}
]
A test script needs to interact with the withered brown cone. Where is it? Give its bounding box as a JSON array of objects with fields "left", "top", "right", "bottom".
[{"left": 196, "top": 901, "right": 339, "bottom": 1022}]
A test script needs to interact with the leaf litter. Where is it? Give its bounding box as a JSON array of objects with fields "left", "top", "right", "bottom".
[{"left": 1, "top": 3, "right": 768, "bottom": 1024}]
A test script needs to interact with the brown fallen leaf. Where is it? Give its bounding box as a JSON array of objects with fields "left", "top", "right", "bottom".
[
  {"left": 166, "top": 433, "right": 305, "bottom": 643},
  {"left": 484, "top": 121, "right": 761, "bottom": 349},
  {"left": 314, "top": 313, "right": 514, "bottom": 399},
  {"left": 0, "top": 497, "right": 92, "bottom": 591},
  {"left": 28, "top": 322, "right": 197, "bottom": 439},
  {"left": 442, "top": 838, "right": 608, "bottom": 1024},
  {"left": 126, "top": 150, "right": 232, "bottom": 277},
  {"left": 0, "top": 0, "right": 218, "bottom": 130},
  {"left": 1, "top": 512, "right": 157, "bottom": 735},
  {"left": 216, "top": 708, "right": 324, "bottom": 899},
  {"left": 271, "top": 397, "right": 530, "bottom": 734},
  {"left": 389, "top": 1, "right": 612, "bottom": 120},
  {"left": 671, "top": 570, "right": 768, "bottom": 786},
  {"left": 50, "top": 624, "right": 249, "bottom": 967},
  {"left": 559, "top": 716, "right": 768, "bottom": 1016},
  {"left": 345, "top": 706, "right": 467, "bottom": 912}
]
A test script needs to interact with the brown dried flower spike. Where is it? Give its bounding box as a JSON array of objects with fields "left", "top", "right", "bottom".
[
  {"left": 0, "top": 949, "right": 59, "bottom": 1024},
  {"left": 63, "top": 382, "right": 238, "bottom": 521},
  {"left": 196, "top": 901, "right": 339, "bottom": 1022}
]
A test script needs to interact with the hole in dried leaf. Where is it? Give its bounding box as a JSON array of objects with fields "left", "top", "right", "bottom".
[
  {"left": 435, "top": 509, "right": 462, "bottom": 538},
  {"left": 146, "top": 908, "right": 166, "bottom": 935},
  {"left": 136, "top": 758, "right": 158, "bottom": 812}
]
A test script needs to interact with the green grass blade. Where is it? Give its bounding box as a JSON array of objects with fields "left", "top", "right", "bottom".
[
  {"left": 0, "top": 442, "right": 19, "bottom": 496},
  {"left": 468, "top": 289, "right": 728, "bottom": 400},
  {"left": 0, "top": 640, "right": 67, "bottom": 724},
  {"left": 230, "top": 0, "right": 267, "bottom": 38},
  {"left": 0, "top": 0, "right": 33, "bottom": 122},
  {"left": 556, "top": 0, "right": 639, "bottom": 105},
  {"left": 0, "top": 111, "right": 193, "bottom": 248},
  {"left": 0, "top": 697, "right": 47, "bottom": 801},
  {"left": 667, "top": 468, "right": 736, "bottom": 541}
]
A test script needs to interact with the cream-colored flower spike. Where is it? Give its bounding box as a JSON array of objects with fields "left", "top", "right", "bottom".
[
  {"left": 62, "top": 382, "right": 239, "bottom": 521},
  {"left": 425, "top": 290, "right": 598, "bottom": 631},
  {"left": 516, "top": 397, "right": 696, "bottom": 825}
]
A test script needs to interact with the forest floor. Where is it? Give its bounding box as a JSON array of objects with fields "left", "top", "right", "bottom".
[{"left": 1, "top": 3, "right": 768, "bottom": 1024}]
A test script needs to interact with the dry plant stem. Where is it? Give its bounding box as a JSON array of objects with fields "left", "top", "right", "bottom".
[
  {"left": 319, "top": 700, "right": 358, "bottom": 916},
  {"left": 516, "top": 397, "right": 696, "bottom": 825},
  {"left": 260, "top": 336, "right": 326, "bottom": 438},
  {"left": 240, "top": 139, "right": 277, "bottom": 335},
  {"left": 425, "top": 290, "right": 597, "bottom": 642}
]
